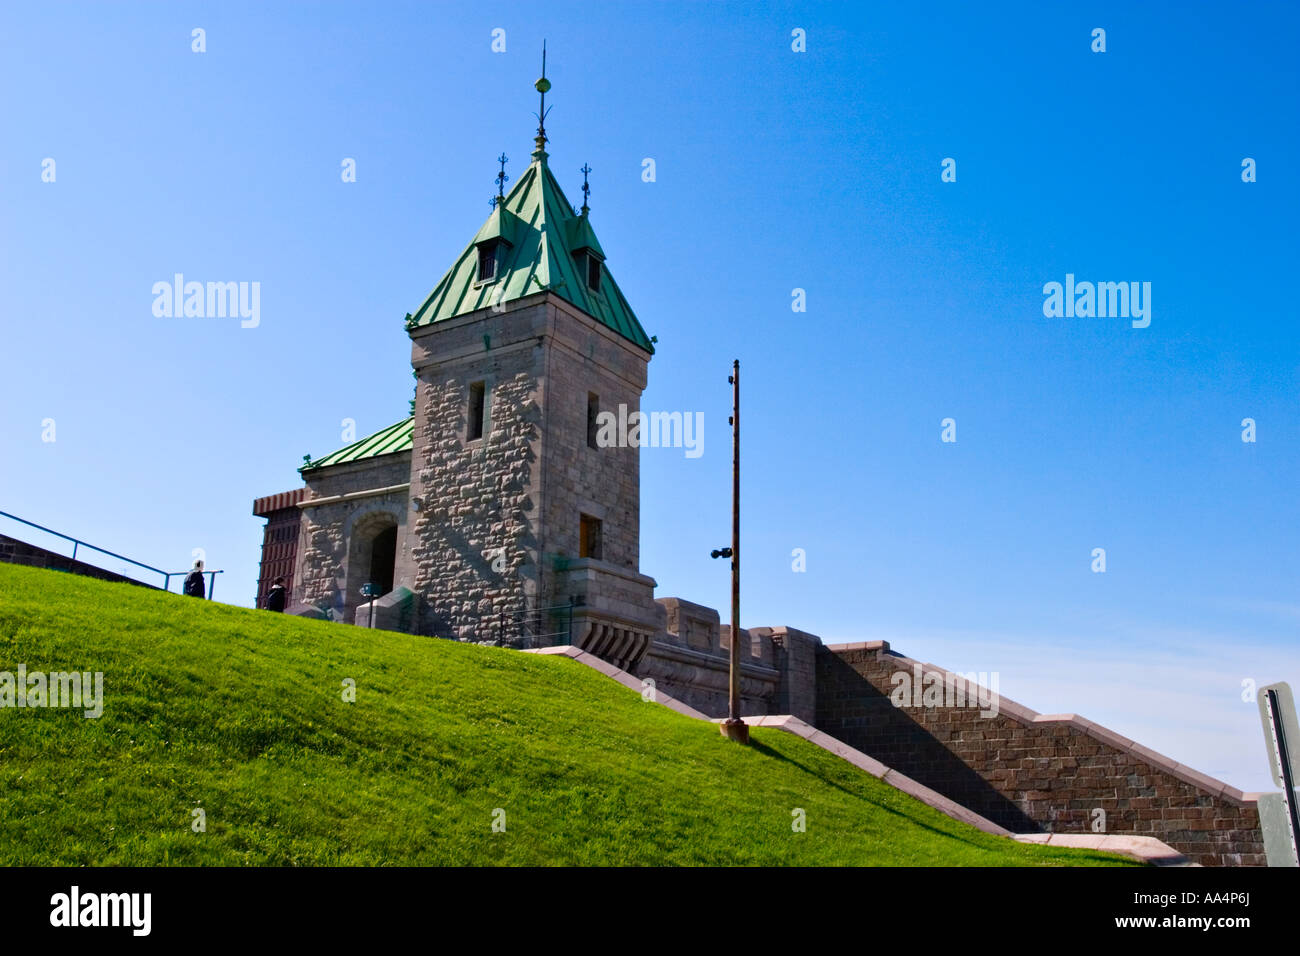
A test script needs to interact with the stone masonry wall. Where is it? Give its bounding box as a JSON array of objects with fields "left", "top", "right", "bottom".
[
  {"left": 399, "top": 293, "right": 656, "bottom": 642},
  {"left": 635, "top": 599, "right": 783, "bottom": 717},
  {"left": 401, "top": 297, "right": 549, "bottom": 639},
  {"left": 538, "top": 296, "right": 648, "bottom": 604},
  {"left": 816, "top": 641, "right": 1265, "bottom": 866},
  {"left": 0, "top": 534, "right": 160, "bottom": 590},
  {"left": 294, "top": 454, "right": 410, "bottom": 623},
  {"left": 757, "top": 626, "right": 819, "bottom": 725}
]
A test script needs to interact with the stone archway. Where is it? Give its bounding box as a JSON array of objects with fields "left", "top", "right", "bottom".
[
  {"left": 345, "top": 510, "right": 400, "bottom": 623},
  {"left": 368, "top": 525, "right": 397, "bottom": 596}
]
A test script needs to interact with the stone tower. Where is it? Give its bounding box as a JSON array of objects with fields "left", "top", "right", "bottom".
[{"left": 391, "top": 71, "right": 663, "bottom": 661}]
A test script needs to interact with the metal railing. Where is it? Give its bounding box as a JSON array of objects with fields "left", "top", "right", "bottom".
[
  {"left": 0, "top": 509, "right": 224, "bottom": 598},
  {"left": 495, "top": 602, "right": 574, "bottom": 649}
]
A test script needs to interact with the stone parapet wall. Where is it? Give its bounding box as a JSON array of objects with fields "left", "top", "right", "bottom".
[
  {"left": 637, "top": 639, "right": 779, "bottom": 717},
  {"left": 633, "top": 599, "right": 790, "bottom": 717},
  {"left": 815, "top": 641, "right": 1265, "bottom": 866},
  {"left": 0, "top": 534, "right": 159, "bottom": 590},
  {"left": 657, "top": 598, "right": 720, "bottom": 653},
  {"left": 757, "top": 626, "right": 820, "bottom": 725},
  {"left": 720, "top": 624, "right": 775, "bottom": 669}
]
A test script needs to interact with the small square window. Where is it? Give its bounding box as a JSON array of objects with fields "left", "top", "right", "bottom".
[
  {"left": 468, "top": 381, "right": 486, "bottom": 440},
  {"left": 477, "top": 244, "right": 497, "bottom": 282},
  {"left": 586, "top": 254, "right": 601, "bottom": 293}
]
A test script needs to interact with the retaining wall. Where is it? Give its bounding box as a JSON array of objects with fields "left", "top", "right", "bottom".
[{"left": 815, "top": 640, "right": 1264, "bottom": 866}]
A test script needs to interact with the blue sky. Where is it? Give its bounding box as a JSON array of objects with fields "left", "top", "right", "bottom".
[{"left": 2, "top": 1, "right": 1297, "bottom": 790}]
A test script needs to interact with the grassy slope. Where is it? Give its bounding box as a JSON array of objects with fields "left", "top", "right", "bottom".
[{"left": 0, "top": 563, "right": 1134, "bottom": 866}]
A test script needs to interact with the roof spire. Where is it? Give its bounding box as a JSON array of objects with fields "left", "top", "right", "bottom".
[
  {"left": 532, "top": 41, "right": 551, "bottom": 162},
  {"left": 492, "top": 152, "right": 509, "bottom": 207},
  {"left": 580, "top": 163, "right": 591, "bottom": 216}
]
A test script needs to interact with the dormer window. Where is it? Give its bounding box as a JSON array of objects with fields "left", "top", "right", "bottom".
[
  {"left": 477, "top": 243, "right": 498, "bottom": 282},
  {"left": 566, "top": 214, "right": 606, "bottom": 296}
]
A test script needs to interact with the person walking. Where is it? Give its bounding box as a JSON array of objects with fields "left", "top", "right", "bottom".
[
  {"left": 265, "top": 576, "right": 287, "bottom": 612},
  {"left": 183, "top": 560, "right": 206, "bottom": 599}
]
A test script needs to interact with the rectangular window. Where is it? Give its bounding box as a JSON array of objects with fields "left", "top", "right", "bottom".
[
  {"left": 477, "top": 244, "right": 496, "bottom": 282},
  {"left": 586, "top": 254, "right": 601, "bottom": 293},
  {"left": 587, "top": 392, "right": 599, "bottom": 449},
  {"left": 579, "top": 514, "right": 602, "bottom": 560},
  {"left": 468, "top": 381, "right": 486, "bottom": 440}
]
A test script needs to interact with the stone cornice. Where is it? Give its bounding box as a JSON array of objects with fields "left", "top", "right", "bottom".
[{"left": 299, "top": 483, "right": 411, "bottom": 509}]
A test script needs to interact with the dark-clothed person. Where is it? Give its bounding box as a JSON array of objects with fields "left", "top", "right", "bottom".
[
  {"left": 266, "top": 577, "right": 286, "bottom": 612},
  {"left": 183, "top": 562, "right": 206, "bottom": 598}
]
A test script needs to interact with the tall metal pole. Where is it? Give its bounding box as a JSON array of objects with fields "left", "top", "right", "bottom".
[
  {"left": 721, "top": 359, "right": 749, "bottom": 743},
  {"left": 730, "top": 360, "right": 741, "bottom": 719}
]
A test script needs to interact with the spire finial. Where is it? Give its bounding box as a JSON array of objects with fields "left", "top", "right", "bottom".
[
  {"left": 580, "top": 163, "right": 591, "bottom": 216},
  {"left": 495, "top": 152, "right": 509, "bottom": 206},
  {"left": 532, "top": 41, "right": 551, "bottom": 161}
]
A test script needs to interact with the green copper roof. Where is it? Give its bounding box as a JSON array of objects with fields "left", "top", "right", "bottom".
[
  {"left": 472, "top": 205, "right": 525, "bottom": 247},
  {"left": 564, "top": 214, "right": 604, "bottom": 258},
  {"left": 408, "top": 160, "right": 653, "bottom": 353},
  {"left": 301, "top": 417, "right": 414, "bottom": 472}
]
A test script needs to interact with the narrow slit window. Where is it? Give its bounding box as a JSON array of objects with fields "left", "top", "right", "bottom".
[
  {"left": 468, "top": 381, "right": 486, "bottom": 441},
  {"left": 587, "top": 392, "right": 600, "bottom": 449},
  {"left": 579, "top": 514, "right": 602, "bottom": 560},
  {"left": 586, "top": 254, "right": 601, "bottom": 293},
  {"left": 477, "top": 244, "right": 497, "bottom": 282}
]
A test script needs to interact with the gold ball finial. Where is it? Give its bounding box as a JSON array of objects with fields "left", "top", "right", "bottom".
[{"left": 532, "top": 43, "right": 552, "bottom": 162}]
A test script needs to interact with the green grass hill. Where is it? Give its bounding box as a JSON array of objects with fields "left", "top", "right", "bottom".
[{"left": 0, "top": 562, "right": 1134, "bottom": 866}]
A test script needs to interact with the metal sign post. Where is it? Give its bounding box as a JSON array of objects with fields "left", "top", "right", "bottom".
[
  {"left": 361, "top": 582, "right": 378, "bottom": 629},
  {"left": 1257, "top": 681, "right": 1300, "bottom": 867}
]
